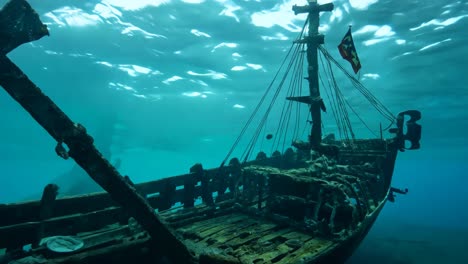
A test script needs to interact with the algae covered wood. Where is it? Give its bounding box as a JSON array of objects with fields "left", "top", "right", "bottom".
[{"left": 176, "top": 212, "right": 336, "bottom": 264}]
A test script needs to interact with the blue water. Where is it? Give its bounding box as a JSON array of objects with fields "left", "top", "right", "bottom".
[{"left": 1, "top": 0, "right": 467, "bottom": 263}]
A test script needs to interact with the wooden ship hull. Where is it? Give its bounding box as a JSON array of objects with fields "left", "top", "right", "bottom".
[
  {"left": 1, "top": 138, "right": 400, "bottom": 264},
  {"left": 0, "top": 0, "right": 421, "bottom": 263}
]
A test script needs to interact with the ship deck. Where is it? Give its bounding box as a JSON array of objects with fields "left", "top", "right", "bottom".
[{"left": 174, "top": 211, "right": 333, "bottom": 264}]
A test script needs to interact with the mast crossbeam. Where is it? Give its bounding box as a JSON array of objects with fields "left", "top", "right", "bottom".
[
  {"left": 293, "top": 34, "right": 325, "bottom": 44},
  {"left": 292, "top": 3, "right": 334, "bottom": 15}
]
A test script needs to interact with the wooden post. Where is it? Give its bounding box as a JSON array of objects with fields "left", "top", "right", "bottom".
[
  {"left": 190, "top": 163, "right": 214, "bottom": 206},
  {"left": 214, "top": 167, "right": 228, "bottom": 203},
  {"left": 200, "top": 166, "right": 214, "bottom": 206},
  {"left": 33, "top": 184, "right": 59, "bottom": 247},
  {"left": 159, "top": 182, "right": 176, "bottom": 211},
  {"left": 228, "top": 158, "right": 241, "bottom": 199},
  {"left": 0, "top": 1, "right": 194, "bottom": 263},
  {"left": 184, "top": 165, "right": 197, "bottom": 208},
  {"left": 257, "top": 175, "right": 265, "bottom": 210}
]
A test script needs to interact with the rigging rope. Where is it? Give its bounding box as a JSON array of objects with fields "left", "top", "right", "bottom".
[
  {"left": 220, "top": 18, "right": 310, "bottom": 166},
  {"left": 243, "top": 42, "right": 303, "bottom": 162},
  {"left": 327, "top": 54, "right": 355, "bottom": 142},
  {"left": 318, "top": 46, "right": 396, "bottom": 122},
  {"left": 220, "top": 19, "right": 396, "bottom": 166},
  {"left": 272, "top": 43, "right": 306, "bottom": 153}
]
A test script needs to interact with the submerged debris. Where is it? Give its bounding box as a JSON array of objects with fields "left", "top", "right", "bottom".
[
  {"left": 242, "top": 154, "right": 382, "bottom": 238},
  {"left": 40, "top": 236, "right": 84, "bottom": 253}
]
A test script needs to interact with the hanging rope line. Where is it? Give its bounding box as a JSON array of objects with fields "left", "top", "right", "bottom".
[
  {"left": 271, "top": 43, "right": 306, "bottom": 154},
  {"left": 319, "top": 56, "right": 345, "bottom": 141},
  {"left": 243, "top": 42, "right": 305, "bottom": 162},
  {"left": 320, "top": 51, "right": 355, "bottom": 146},
  {"left": 318, "top": 45, "right": 396, "bottom": 122},
  {"left": 220, "top": 18, "right": 310, "bottom": 167},
  {"left": 220, "top": 20, "right": 397, "bottom": 166}
]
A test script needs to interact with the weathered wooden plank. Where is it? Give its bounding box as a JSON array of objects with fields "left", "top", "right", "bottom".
[
  {"left": 166, "top": 202, "right": 236, "bottom": 229},
  {"left": 201, "top": 219, "right": 258, "bottom": 245},
  {"left": 197, "top": 218, "right": 252, "bottom": 241},
  {"left": 0, "top": 182, "right": 161, "bottom": 227},
  {"left": 256, "top": 228, "right": 294, "bottom": 244},
  {"left": 77, "top": 224, "right": 128, "bottom": 238},
  {"left": 77, "top": 227, "right": 136, "bottom": 252},
  {"left": 0, "top": 190, "right": 206, "bottom": 249},
  {"left": 0, "top": 193, "right": 115, "bottom": 227},
  {"left": 280, "top": 230, "right": 314, "bottom": 243},
  {"left": 240, "top": 243, "right": 292, "bottom": 264},
  {"left": 0, "top": 159, "right": 267, "bottom": 229},
  {"left": 0, "top": 206, "right": 127, "bottom": 249},
  {"left": 184, "top": 213, "right": 247, "bottom": 233},
  {"left": 0, "top": 157, "right": 264, "bottom": 229},
  {"left": 177, "top": 213, "right": 238, "bottom": 239},
  {"left": 0, "top": 168, "right": 227, "bottom": 227},
  {"left": 178, "top": 214, "right": 249, "bottom": 243},
  {"left": 276, "top": 238, "right": 333, "bottom": 264},
  {"left": 0, "top": 181, "right": 206, "bottom": 229},
  {"left": 46, "top": 236, "right": 153, "bottom": 264},
  {"left": 234, "top": 228, "right": 314, "bottom": 264},
  {"left": 0, "top": 201, "right": 40, "bottom": 227},
  {"left": 224, "top": 223, "right": 278, "bottom": 248},
  {"left": 199, "top": 253, "right": 241, "bottom": 264}
]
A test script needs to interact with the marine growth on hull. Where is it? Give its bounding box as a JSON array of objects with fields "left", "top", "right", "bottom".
[
  {"left": 170, "top": 146, "right": 390, "bottom": 263},
  {"left": 233, "top": 151, "right": 385, "bottom": 239}
]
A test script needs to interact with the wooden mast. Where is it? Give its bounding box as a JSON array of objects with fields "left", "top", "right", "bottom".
[{"left": 290, "top": 1, "right": 334, "bottom": 149}]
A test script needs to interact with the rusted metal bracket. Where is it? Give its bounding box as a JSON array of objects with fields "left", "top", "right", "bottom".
[
  {"left": 388, "top": 187, "right": 408, "bottom": 203},
  {"left": 0, "top": 0, "right": 194, "bottom": 262},
  {"left": 389, "top": 110, "right": 422, "bottom": 151}
]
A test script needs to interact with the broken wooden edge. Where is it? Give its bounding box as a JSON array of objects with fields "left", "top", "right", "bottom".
[{"left": 0, "top": 0, "right": 49, "bottom": 55}]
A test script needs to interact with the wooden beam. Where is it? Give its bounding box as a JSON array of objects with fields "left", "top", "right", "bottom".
[
  {"left": 0, "top": 186, "right": 209, "bottom": 248},
  {"left": 0, "top": 206, "right": 126, "bottom": 249},
  {"left": 47, "top": 236, "right": 153, "bottom": 264},
  {"left": 0, "top": 0, "right": 49, "bottom": 55},
  {"left": 0, "top": 165, "right": 234, "bottom": 227}
]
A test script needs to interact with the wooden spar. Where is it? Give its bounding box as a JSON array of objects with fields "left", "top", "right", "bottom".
[
  {"left": 0, "top": 0, "right": 194, "bottom": 263},
  {"left": 291, "top": 1, "right": 334, "bottom": 148}
]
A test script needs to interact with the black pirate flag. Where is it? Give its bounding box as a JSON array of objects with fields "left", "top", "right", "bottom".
[{"left": 338, "top": 27, "right": 361, "bottom": 74}]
